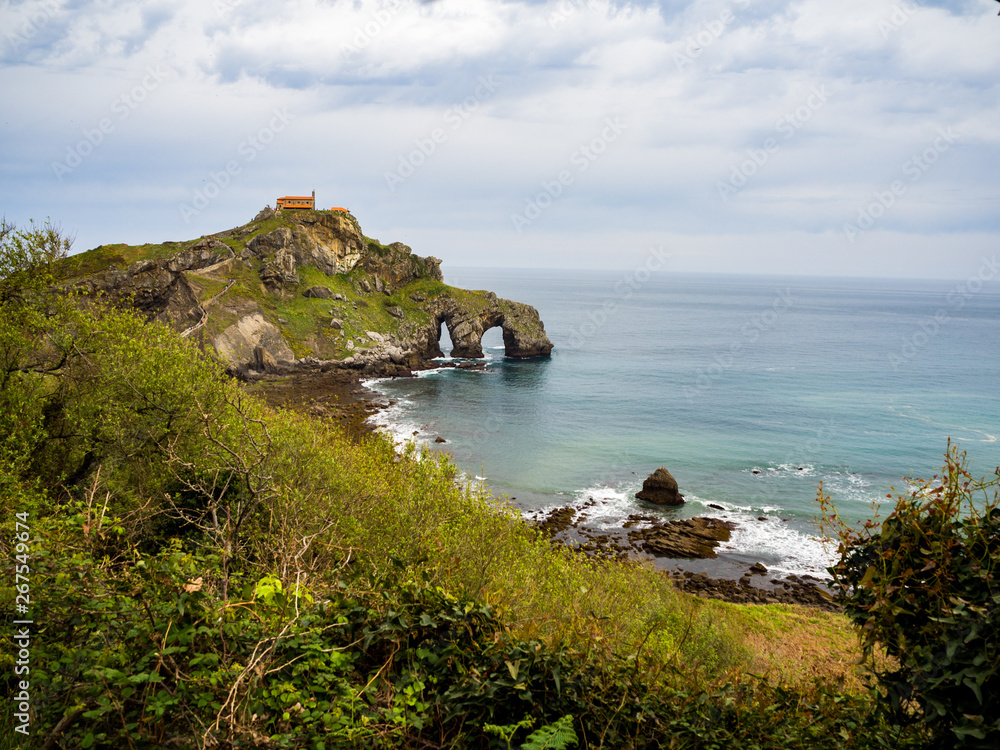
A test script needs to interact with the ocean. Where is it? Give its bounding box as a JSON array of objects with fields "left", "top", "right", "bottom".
[{"left": 365, "top": 268, "right": 1000, "bottom": 578}]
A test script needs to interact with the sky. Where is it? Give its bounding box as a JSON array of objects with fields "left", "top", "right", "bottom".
[{"left": 1, "top": 0, "right": 999, "bottom": 278}]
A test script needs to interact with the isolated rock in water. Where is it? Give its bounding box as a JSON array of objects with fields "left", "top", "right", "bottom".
[{"left": 635, "top": 467, "right": 684, "bottom": 506}]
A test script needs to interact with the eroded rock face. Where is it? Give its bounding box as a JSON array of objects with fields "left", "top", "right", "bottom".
[
  {"left": 421, "top": 294, "right": 553, "bottom": 360},
  {"left": 635, "top": 467, "right": 684, "bottom": 506},
  {"left": 77, "top": 238, "right": 234, "bottom": 327},
  {"left": 214, "top": 314, "right": 296, "bottom": 372},
  {"left": 285, "top": 212, "right": 365, "bottom": 277}
]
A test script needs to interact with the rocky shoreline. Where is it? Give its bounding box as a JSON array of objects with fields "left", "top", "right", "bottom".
[
  {"left": 530, "top": 501, "right": 838, "bottom": 611},
  {"left": 247, "top": 370, "right": 839, "bottom": 612}
]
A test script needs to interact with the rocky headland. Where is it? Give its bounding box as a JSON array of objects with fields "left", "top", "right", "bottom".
[
  {"left": 57, "top": 214, "right": 834, "bottom": 609},
  {"left": 59, "top": 207, "right": 553, "bottom": 378}
]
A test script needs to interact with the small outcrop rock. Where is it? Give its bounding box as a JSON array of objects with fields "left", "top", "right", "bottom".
[
  {"left": 303, "top": 286, "right": 334, "bottom": 299},
  {"left": 635, "top": 467, "right": 684, "bottom": 506},
  {"left": 628, "top": 516, "right": 736, "bottom": 559}
]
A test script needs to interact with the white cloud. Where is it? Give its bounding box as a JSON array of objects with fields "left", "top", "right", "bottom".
[{"left": 0, "top": 0, "right": 997, "bottom": 276}]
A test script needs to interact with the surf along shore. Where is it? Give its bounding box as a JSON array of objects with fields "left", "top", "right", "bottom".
[{"left": 245, "top": 368, "right": 839, "bottom": 613}]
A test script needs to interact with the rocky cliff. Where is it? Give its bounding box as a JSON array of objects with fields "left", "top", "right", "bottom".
[{"left": 60, "top": 208, "right": 553, "bottom": 376}]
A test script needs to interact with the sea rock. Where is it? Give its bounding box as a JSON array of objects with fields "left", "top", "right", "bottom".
[
  {"left": 635, "top": 467, "right": 684, "bottom": 506},
  {"left": 628, "top": 516, "right": 736, "bottom": 559},
  {"left": 422, "top": 293, "right": 553, "bottom": 359}
]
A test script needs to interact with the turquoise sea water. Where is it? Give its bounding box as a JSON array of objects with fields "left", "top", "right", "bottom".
[{"left": 365, "top": 269, "right": 1000, "bottom": 577}]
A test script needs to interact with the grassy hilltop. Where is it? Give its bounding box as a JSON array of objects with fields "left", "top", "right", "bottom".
[{"left": 53, "top": 208, "right": 552, "bottom": 375}]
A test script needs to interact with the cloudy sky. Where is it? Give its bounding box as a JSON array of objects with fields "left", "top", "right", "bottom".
[{"left": 1, "top": 0, "right": 998, "bottom": 277}]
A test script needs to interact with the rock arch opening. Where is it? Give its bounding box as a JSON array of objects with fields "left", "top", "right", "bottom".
[
  {"left": 436, "top": 319, "right": 455, "bottom": 358},
  {"left": 423, "top": 301, "right": 552, "bottom": 362}
]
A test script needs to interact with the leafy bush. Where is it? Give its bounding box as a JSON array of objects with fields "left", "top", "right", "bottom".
[{"left": 820, "top": 443, "right": 1000, "bottom": 747}]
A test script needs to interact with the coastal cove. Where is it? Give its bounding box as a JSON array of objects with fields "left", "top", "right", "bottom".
[{"left": 365, "top": 268, "right": 1000, "bottom": 580}]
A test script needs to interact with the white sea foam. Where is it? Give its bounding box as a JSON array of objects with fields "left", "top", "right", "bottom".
[
  {"left": 366, "top": 406, "right": 427, "bottom": 450},
  {"left": 689, "top": 497, "right": 785, "bottom": 515},
  {"left": 361, "top": 380, "right": 430, "bottom": 450},
  {"left": 722, "top": 516, "right": 835, "bottom": 578},
  {"left": 522, "top": 485, "right": 835, "bottom": 576},
  {"left": 572, "top": 485, "right": 636, "bottom": 527},
  {"left": 744, "top": 463, "right": 819, "bottom": 479}
]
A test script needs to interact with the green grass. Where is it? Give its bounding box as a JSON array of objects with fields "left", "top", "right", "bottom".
[
  {"left": 184, "top": 272, "right": 230, "bottom": 303},
  {"left": 54, "top": 240, "right": 196, "bottom": 280}
]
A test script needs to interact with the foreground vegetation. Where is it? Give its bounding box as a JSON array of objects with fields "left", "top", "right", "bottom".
[{"left": 2, "top": 220, "right": 992, "bottom": 748}]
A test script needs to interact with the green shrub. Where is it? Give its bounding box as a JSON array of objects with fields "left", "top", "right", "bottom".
[{"left": 820, "top": 443, "right": 1000, "bottom": 747}]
